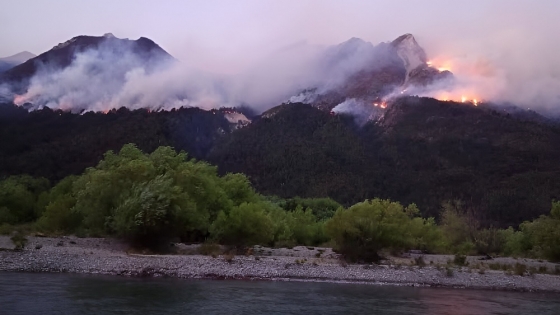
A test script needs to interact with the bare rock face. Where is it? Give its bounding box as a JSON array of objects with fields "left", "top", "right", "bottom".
[{"left": 391, "top": 33, "right": 428, "bottom": 83}]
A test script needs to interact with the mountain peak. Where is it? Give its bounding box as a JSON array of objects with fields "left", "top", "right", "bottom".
[
  {"left": 0, "top": 34, "right": 175, "bottom": 97},
  {"left": 0, "top": 51, "right": 37, "bottom": 74},
  {"left": 390, "top": 33, "right": 428, "bottom": 83}
]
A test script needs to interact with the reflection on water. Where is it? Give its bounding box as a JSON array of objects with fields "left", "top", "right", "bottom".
[{"left": 0, "top": 272, "right": 559, "bottom": 315}]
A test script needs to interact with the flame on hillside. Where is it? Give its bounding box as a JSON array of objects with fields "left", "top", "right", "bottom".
[
  {"left": 418, "top": 58, "right": 488, "bottom": 106},
  {"left": 434, "top": 91, "right": 481, "bottom": 106},
  {"left": 427, "top": 59, "right": 452, "bottom": 72},
  {"left": 373, "top": 101, "right": 387, "bottom": 109}
]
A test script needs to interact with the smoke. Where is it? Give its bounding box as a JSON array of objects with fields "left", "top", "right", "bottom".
[
  {"left": 2, "top": 1, "right": 560, "bottom": 116},
  {"left": 7, "top": 18, "right": 560, "bottom": 116},
  {"left": 12, "top": 40, "right": 235, "bottom": 112},
  {"left": 331, "top": 98, "right": 381, "bottom": 126},
  {"left": 9, "top": 35, "right": 390, "bottom": 114}
]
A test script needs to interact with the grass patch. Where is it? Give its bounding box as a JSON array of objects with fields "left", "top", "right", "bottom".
[
  {"left": 453, "top": 255, "right": 467, "bottom": 266},
  {"left": 198, "top": 243, "right": 222, "bottom": 256},
  {"left": 223, "top": 253, "right": 235, "bottom": 263},
  {"left": 513, "top": 263, "right": 527, "bottom": 276},
  {"left": 10, "top": 232, "right": 28, "bottom": 250},
  {"left": 445, "top": 267, "right": 454, "bottom": 277},
  {"left": 414, "top": 256, "right": 426, "bottom": 268}
]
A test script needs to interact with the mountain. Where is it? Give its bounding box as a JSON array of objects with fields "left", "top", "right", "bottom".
[
  {"left": 0, "top": 51, "right": 36, "bottom": 73},
  {"left": 1, "top": 33, "right": 559, "bottom": 229},
  {"left": 1, "top": 96, "right": 559, "bottom": 228},
  {"left": 209, "top": 98, "right": 560, "bottom": 227},
  {"left": 0, "top": 101, "right": 246, "bottom": 180},
  {"left": 287, "top": 34, "right": 453, "bottom": 123},
  {"left": 0, "top": 33, "right": 174, "bottom": 95}
]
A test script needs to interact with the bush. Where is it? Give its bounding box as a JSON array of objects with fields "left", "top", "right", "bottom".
[
  {"left": 198, "top": 243, "right": 222, "bottom": 256},
  {"left": 445, "top": 267, "right": 454, "bottom": 277},
  {"left": 514, "top": 263, "right": 527, "bottom": 276},
  {"left": 267, "top": 205, "right": 329, "bottom": 247},
  {"left": 474, "top": 228, "right": 506, "bottom": 255},
  {"left": 35, "top": 194, "right": 79, "bottom": 234},
  {"left": 0, "top": 176, "right": 50, "bottom": 225},
  {"left": 210, "top": 202, "right": 275, "bottom": 248},
  {"left": 326, "top": 199, "right": 440, "bottom": 262},
  {"left": 519, "top": 202, "right": 560, "bottom": 261},
  {"left": 10, "top": 231, "right": 27, "bottom": 250},
  {"left": 453, "top": 254, "right": 467, "bottom": 266},
  {"left": 414, "top": 256, "right": 426, "bottom": 267}
]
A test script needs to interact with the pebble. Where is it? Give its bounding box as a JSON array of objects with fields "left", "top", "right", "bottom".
[{"left": 1, "top": 236, "right": 559, "bottom": 293}]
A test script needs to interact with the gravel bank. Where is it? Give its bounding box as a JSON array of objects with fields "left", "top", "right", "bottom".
[{"left": 1, "top": 236, "right": 560, "bottom": 293}]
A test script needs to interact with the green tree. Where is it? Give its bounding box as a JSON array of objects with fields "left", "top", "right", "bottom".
[
  {"left": 45, "top": 143, "right": 261, "bottom": 248},
  {"left": 210, "top": 202, "right": 275, "bottom": 248},
  {"left": 439, "top": 201, "right": 479, "bottom": 254},
  {"left": 0, "top": 175, "right": 50, "bottom": 224},
  {"left": 281, "top": 197, "right": 342, "bottom": 221},
  {"left": 35, "top": 175, "right": 79, "bottom": 233},
  {"left": 520, "top": 201, "right": 560, "bottom": 261},
  {"left": 326, "top": 199, "right": 435, "bottom": 262}
]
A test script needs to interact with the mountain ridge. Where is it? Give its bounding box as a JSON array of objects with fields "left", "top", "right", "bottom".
[
  {"left": 0, "top": 34, "right": 174, "bottom": 95},
  {"left": 0, "top": 51, "right": 36, "bottom": 73}
]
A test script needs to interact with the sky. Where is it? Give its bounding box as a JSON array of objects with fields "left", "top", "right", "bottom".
[
  {"left": 1, "top": 0, "right": 558, "bottom": 73},
  {"left": 1, "top": 0, "right": 560, "bottom": 113}
]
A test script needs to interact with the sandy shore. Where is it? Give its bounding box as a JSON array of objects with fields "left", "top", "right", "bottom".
[{"left": 1, "top": 235, "right": 560, "bottom": 293}]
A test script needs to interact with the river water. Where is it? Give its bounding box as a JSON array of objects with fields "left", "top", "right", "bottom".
[{"left": 1, "top": 272, "right": 559, "bottom": 315}]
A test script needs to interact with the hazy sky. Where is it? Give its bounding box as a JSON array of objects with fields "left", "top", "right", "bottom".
[
  {"left": 1, "top": 0, "right": 558, "bottom": 74},
  {"left": 2, "top": 0, "right": 560, "bottom": 112}
]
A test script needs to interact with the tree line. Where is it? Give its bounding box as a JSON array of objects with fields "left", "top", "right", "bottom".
[
  {"left": 3, "top": 100, "right": 560, "bottom": 229},
  {"left": 1, "top": 144, "right": 559, "bottom": 262}
]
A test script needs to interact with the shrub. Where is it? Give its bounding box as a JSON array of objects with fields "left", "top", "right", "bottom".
[
  {"left": 514, "top": 263, "right": 527, "bottom": 276},
  {"left": 223, "top": 253, "right": 235, "bottom": 263},
  {"left": 0, "top": 223, "right": 13, "bottom": 235},
  {"left": 453, "top": 254, "right": 467, "bottom": 266},
  {"left": 326, "top": 199, "right": 439, "bottom": 262},
  {"left": 10, "top": 232, "right": 27, "bottom": 250},
  {"left": 198, "top": 243, "right": 222, "bottom": 256},
  {"left": 519, "top": 202, "right": 560, "bottom": 261},
  {"left": 445, "top": 267, "right": 454, "bottom": 277},
  {"left": 414, "top": 256, "right": 426, "bottom": 267},
  {"left": 210, "top": 202, "right": 275, "bottom": 248}
]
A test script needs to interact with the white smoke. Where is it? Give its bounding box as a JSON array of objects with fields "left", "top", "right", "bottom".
[
  {"left": 9, "top": 35, "right": 396, "bottom": 114},
  {"left": 9, "top": 32, "right": 560, "bottom": 117},
  {"left": 332, "top": 98, "right": 381, "bottom": 125},
  {"left": 13, "top": 40, "right": 233, "bottom": 112}
]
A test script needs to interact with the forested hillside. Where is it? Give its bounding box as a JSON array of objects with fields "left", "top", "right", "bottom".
[{"left": 2, "top": 97, "right": 560, "bottom": 228}]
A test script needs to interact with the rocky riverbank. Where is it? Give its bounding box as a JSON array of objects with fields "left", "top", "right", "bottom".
[{"left": 1, "top": 236, "right": 560, "bottom": 293}]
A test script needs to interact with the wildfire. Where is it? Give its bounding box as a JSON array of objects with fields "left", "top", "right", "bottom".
[
  {"left": 373, "top": 102, "right": 387, "bottom": 109},
  {"left": 427, "top": 59, "right": 452, "bottom": 72},
  {"left": 435, "top": 92, "right": 480, "bottom": 106}
]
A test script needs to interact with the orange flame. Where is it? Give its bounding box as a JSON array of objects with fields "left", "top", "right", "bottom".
[
  {"left": 373, "top": 102, "right": 387, "bottom": 109},
  {"left": 427, "top": 59, "right": 452, "bottom": 72},
  {"left": 434, "top": 92, "right": 480, "bottom": 106}
]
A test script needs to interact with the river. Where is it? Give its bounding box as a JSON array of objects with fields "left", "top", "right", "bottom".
[{"left": 1, "top": 272, "right": 559, "bottom": 314}]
